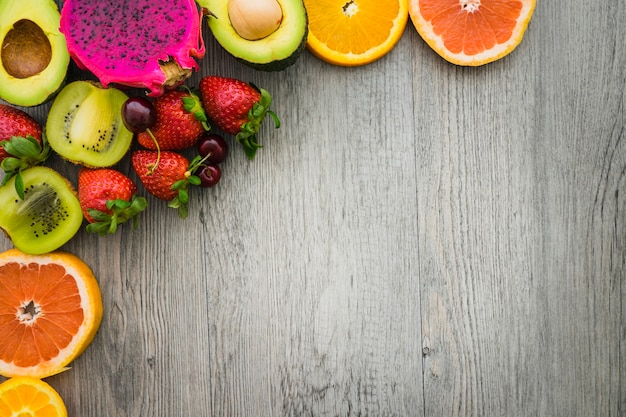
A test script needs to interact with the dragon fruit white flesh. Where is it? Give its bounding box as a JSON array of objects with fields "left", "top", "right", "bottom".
[{"left": 59, "top": 0, "right": 205, "bottom": 96}]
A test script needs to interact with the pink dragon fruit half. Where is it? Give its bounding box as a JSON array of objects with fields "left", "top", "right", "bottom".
[{"left": 59, "top": 0, "right": 205, "bottom": 96}]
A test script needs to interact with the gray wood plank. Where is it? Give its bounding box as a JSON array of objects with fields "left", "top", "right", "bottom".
[{"left": 412, "top": 0, "right": 626, "bottom": 415}]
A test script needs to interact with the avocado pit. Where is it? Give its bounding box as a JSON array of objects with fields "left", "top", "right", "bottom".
[
  {"left": 228, "top": 0, "right": 283, "bottom": 40},
  {"left": 1, "top": 19, "right": 52, "bottom": 79}
]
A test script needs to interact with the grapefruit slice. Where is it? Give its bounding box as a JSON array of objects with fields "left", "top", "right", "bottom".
[
  {"left": 0, "top": 377, "right": 68, "bottom": 417},
  {"left": 0, "top": 249, "right": 103, "bottom": 378},
  {"left": 409, "top": 0, "right": 536, "bottom": 66},
  {"left": 304, "top": 0, "right": 409, "bottom": 66}
]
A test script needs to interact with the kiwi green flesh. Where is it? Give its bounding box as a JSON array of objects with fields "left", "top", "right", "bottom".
[
  {"left": 198, "top": 0, "right": 308, "bottom": 71},
  {"left": 46, "top": 81, "right": 133, "bottom": 167},
  {"left": 0, "top": 0, "right": 69, "bottom": 107},
  {"left": 0, "top": 167, "right": 82, "bottom": 255}
]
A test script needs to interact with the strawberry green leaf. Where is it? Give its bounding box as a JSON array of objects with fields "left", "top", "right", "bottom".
[
  {"left": 235, "top": 88, "right": 280, "bottom": 160},
  {"left": 14, "top": 172, "right": 24, "bottom": 200},
  {"left": 187, "top": 175, "right": 201, "bottom": 186},
  {"left": 5, "top": 136, "right": 39, "bottom": 156},
  {"left": 0, "top": 135, "right": 51, "bottom": 198},
  {"left": 267, "top": 110, "right": 281, "bottom": 128},
  {"left": 85, "top": 195, "right": 148, "bottom": 236},
  {"left": 182, "top": 88, "right": 211, "bottom": 131},
  {"left": 1, "top": 157, "right": 21, "bottom": 173}
]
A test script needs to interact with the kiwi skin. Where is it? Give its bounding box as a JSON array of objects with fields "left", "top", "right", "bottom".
[
  {"left": 0, "top": 166, "right": 83, "bottom": 255},
  {"left": 46, "top": 80, "right": 133, "bottom": 168}
]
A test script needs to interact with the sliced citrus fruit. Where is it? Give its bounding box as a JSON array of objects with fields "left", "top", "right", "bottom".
[
  {"left": 0, "top": 377, "right": 68, "bottom": 417},
  {"left": 409, "top": 0, "right": 536, "bottom": 66},
  {"left": 304, "top": 0, "right": 409, "bottom": 66},
  {"left": 0, "top": 249, "right": 103, "bottom": 378}
]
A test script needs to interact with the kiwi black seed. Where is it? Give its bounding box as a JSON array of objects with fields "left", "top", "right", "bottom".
[
  {"left": 46, "top": 80, "right": 133, "bottom": 167},
  {"left": 0, "top": 166, "right": 83, "bottom": 254}
]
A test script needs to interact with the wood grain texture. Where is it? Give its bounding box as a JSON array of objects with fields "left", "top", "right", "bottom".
[{"left": 0, "top": 0, "right": 624, "bottom": 416}]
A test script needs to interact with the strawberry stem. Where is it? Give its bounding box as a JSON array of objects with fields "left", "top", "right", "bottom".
[
  {"left": 182, "top": 86, "right": 211, "bottom": 131},
  {"left": 86, "top": 195, "right": 148, "bottom": 236},
  {"left": 166, "top": 154, "right": 210, "bottom": 219},
  {"left": 0, "top": 134, "right": 50, "bottom": 198},
  {"left": 236, "top": 88, "right": 280, "bottom": 160}
]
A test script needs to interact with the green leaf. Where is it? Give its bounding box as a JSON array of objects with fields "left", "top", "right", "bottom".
[
  {"left": 171, "top": 179, "right": 185, "bottom": 191},
  {"left": 14, "top": 172, "right": 24, "bottom": 200},
  {"left": 178, "top": 188, "right": 189, "bottom": 204},
  {"left": 268, "top": 110, "right": 281, "bottom": 128},
  {"left": 85, "top": 195, "right": 148, "bottom": 236},
  {"left": 187, "top": 175, "right": 201, "bottom": 186},
  {"left": 7, "top": 136, "right": 39, "bottom": 158},
  {"left": 1, "top": 174, "right": 11, "bottom": 187},
  {"left": 1, "top": 156, "right": 21, "bottom": 172},
  {"left": 182, "top": 89, "right": 210, "bottom": 131},
  {"left": 86, "top": 222, "right": 109, "bottom": 236}
]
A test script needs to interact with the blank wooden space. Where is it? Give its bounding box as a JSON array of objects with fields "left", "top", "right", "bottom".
[{"left": 1, "top": 1, "right": 624, "bottom": 416}]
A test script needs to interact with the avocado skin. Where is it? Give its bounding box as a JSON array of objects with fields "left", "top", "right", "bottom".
[
  {"left": 236, "top": 23, "right": 308, "bottom": 72},
  {"left": 0, "top": 0, "right": 70, "bottom": 107},
  {"left": 200, "top": 0, "right": 308, "bottom": 71}
]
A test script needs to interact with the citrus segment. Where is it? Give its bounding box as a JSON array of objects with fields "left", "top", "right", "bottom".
[
  {"left": 304, "top": 0, "right": 409, "bottom": 66},
  {"left": 0, "top": 249, "right": 103, "bottom": 378},
  {"left": 0, "top": 377, "right": 68, "bottom": 417},
  {"left": 409, "top": 0, "right": 536, "bottom": 66}
]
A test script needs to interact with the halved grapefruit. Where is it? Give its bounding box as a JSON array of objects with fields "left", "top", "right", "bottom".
[
  {"left": 409, "top": 0, "right": 536, "bottom": 66},
  {"left": 0, "top": 249, "right": 103, "bottom": 378}
]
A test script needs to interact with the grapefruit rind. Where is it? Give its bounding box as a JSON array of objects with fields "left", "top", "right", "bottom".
[
  {"left": 408, "top": 0, "right": 536, "bottom": 66},
  {"left": 0, "top": 249, "right": 103, "bottom": 379}
]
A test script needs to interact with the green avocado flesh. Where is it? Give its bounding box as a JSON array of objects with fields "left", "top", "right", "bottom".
[
  {"left": 0, "top": 0, "right": 69, "bottom": 107},
  {"left": 46, "top": 81, "right": 133, "bottom": 168},
  {"left": 197, "top": 0, "right": 308, "bottom": 71},
  {"left": 0, "top": 167, "right": 82, "bottom": 255}
]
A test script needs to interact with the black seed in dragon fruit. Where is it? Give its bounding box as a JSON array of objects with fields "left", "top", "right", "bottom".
[{"left": 59, "top": 0, "right": 205, "bottom": 97}]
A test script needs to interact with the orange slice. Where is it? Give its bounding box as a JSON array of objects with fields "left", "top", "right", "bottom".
[
  {"left": 0, "top": 249, "right": 103, "bottom": 378},
  {"left": 409, "top": 0, "right": 536, "bottom": 66},
  {"left": 0, "top": 377, "right": 68, "bottom": 417},
  {"left": 304, "top": 0, "right": 409, "bottom": 66}
]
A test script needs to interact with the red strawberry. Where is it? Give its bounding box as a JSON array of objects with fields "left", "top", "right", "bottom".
[
  {"left": 0, "top": 104, "right": 43, "bottom": 160},
  {"left": 0, "top": 104, "right": 49, "bottom": 197},
  {"left": 131, "top": 150, "right": 204, "bottom": 218},
  {"left": 199, "top": 76, "right": 280, "bottom": 159},
  {"left": 77, "top": 168, "right": 148, "bottom": 235},
  {"left": 136, "top": 89, "right": 209, "bottom": 151}
]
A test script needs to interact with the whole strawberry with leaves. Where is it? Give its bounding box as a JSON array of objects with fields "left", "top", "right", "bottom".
[
  {"left": 131, "top": 150, "right": 208, "bottom": 218},
  {"left": 199, "top": 76, "right": 280, "bottom": 159},
  {"left": 0, "top": 104, "right": 49, "bottom": 198},
  {"left": 78, "top": 168, "right": 148, "bottom": 235},
  {"left": 136, "top": 89, "right": 209, "bottom": 151}
]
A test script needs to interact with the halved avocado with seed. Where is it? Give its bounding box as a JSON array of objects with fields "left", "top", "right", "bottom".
[
  {"left": 197, "top": 0, "right": 308, "bottom": 71},
  {"left": 0, "top": 0, "right": 70, "bottom": 107}
]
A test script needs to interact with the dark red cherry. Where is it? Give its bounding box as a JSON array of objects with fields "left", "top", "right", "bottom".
[
  {"left": 197, "top": 164, "right": 222, "bottom": 188},
  {"left": 122, "top": 97, "right": 157, "bottom": 133},
  {"left": 197, "top": 133, "right": 228, "bottom": 164}
]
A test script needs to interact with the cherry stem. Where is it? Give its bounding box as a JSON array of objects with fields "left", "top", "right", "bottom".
[{"left": 146, "top": 128, "right": 161, "bottom": 174}]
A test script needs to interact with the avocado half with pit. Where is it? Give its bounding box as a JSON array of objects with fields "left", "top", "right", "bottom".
[
  {"left": 0, "top": 0, "right": 70, "bottom": 107},
  {"left": 197, "top": 0, "right": 308, "bottom": 71}
]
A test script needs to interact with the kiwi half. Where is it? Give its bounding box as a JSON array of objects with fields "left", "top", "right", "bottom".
[
  {"left": 0, "top": 166, "right": 82, "bottom": 254},
  {"left": 46, "top": 80, "right": 133, "bottom": 167}
]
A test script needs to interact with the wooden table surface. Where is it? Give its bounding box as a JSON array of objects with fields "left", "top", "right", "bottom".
[{"left": 1, "top": 1, "right": 625, "bottom": 416}]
